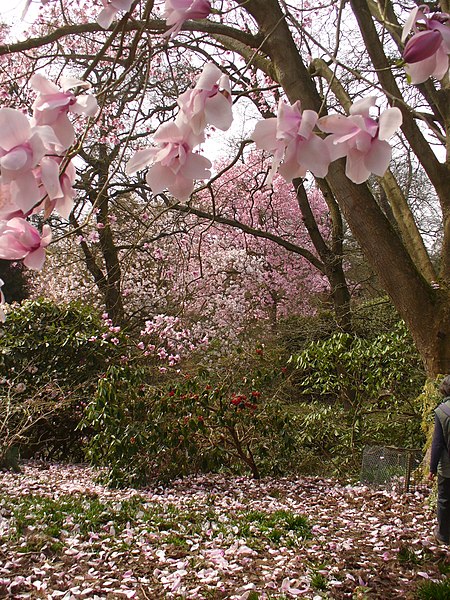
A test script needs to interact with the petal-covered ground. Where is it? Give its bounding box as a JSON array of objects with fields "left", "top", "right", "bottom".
[{"left": 0, "top": 463, "right": 448, "bottom": 599}]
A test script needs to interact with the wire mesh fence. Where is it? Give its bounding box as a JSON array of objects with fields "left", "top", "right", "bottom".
[{"left": 360, "top": 445, "right": 428, "bottom": 492}]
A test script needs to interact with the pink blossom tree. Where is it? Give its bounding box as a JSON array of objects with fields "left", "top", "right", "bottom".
[{"left": 0, "top": 0, "right": 449, "bottom": 375}]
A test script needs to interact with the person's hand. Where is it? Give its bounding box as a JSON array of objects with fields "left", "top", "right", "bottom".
[{"left": 429, "top": 472, "right": 436, "bottom": 481}]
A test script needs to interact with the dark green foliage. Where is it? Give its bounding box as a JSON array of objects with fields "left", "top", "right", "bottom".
[
  {"left": 0, "top": 260, "right": 29, "bottom": 303},
  {"left": 82, "top": 350, "right": 298, "bottom": 487},
  {"left": 278, "top": 296, "right": 401, "bottom": 354},
  {"left": 0, "top": 298, "right": 127, "bottom": 464},
  {"left": 287, "top": 320, "right": 425, "bottom": 472},
  {"left": 416, "top": 578, "right": 450, "bottom": 600}
]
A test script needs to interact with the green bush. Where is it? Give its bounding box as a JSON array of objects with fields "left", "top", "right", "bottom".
[
  {"left": 287, "top": 321, "right": 425, "bottom": 472},
  {"left": 0, "top": 298, "right": 127, "bottom": 464},
  {"left": 416, "top": 578, "right": 450, "bottom": 600},
  {"left": 82, "top": 349, "right": 298, "bottom": 487}
]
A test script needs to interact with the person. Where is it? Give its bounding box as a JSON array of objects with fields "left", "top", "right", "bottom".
[{"left": 429, "top": 374, "right": 450, "bottom": 545}]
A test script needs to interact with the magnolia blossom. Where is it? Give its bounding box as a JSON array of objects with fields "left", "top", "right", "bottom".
[
  {"left": 177, "top": 63, "right": 232, "bottom": 135},
  {"left": 0, "top": 183, "right": 28, "bottom": 220},
  {"left": 164, "top": 0, "right": 211, "bottom": 37},
  {"left": 0, "top": 108, "right": 50, "bottom": 213},
  {"left": 97, "top": 0, "right": 134, "bottom": 29},
  {"left": 31, "top": 74, "right": 98, "bottom": 150},
  {"left": 402, "top": 6, "right": 450, "bottom": 84},
  {"left": 38, "top": 157, "right": 77, "bottom": 219},
  {"left": 251, "top": 100, "right": 331, "bottom": 182},
  {"left": 0, "top": 218, "right": 52, "bottom": 270},
  {"left": 318, "top": 97, "right": 403, "bottom": 184},
  {"left": 126, "top": 121, "right": 211, "bottom": 201}
]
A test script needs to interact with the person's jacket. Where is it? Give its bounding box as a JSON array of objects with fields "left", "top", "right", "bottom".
[{"left": 431, "top": 397, "right": 450, "bottom": 477}]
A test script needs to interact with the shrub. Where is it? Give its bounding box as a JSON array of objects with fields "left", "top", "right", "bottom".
[
  {"left": 287, "top": 321, "right": 425, "bottom": 472},
  {"left": 0, "top": 298, "right": 127, "bottom": 464},
  {"left": 82, "top": 348, "right": 298, "bottom": 487}
]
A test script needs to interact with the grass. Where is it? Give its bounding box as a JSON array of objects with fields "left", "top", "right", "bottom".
[
  {"left": 0, "top": 493, "right": 311, "bottom": 555},
  {"left": 416, "top": 578, "right": 450, "bottom": 600}
]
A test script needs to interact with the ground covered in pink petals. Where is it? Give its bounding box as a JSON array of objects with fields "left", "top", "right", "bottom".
[{"left": 0, "top": 463, "right": 448, "bottom": 599}]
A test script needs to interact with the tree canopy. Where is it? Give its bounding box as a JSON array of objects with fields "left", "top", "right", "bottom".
[{"left": 0, "top": 0, "right": 449, "bottom": 375}]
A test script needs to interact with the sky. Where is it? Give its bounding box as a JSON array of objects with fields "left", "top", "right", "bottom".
[{"left": 0, "top": 0, "right": 39, "bottom": 34}]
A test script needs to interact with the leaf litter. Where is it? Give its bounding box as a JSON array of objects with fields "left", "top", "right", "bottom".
[{"left": 0, "top": 462, "right": 448, "bottom": 599}]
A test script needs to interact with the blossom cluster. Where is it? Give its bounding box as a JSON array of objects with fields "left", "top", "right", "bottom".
[
  {"left": 2, "top": 0, "right": 448, "bottom": 309},
  {"left": 0, "top": 74, "right": 98, "bottom": 272},
  {"left": 139, "top": 313, "right": 208, "bottom": 372},
  {"left": 252, "top": 96, "right": 403, "bottom": 186},
  {"left": 126, "top": 62, "right": 232, "bottom": 201},
  {"left": 95, "top": 0, "right": 211, "bottom": 34}
]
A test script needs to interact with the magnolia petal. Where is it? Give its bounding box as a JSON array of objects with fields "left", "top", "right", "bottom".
[
  {"left": 345, "top": 148, "right": 371, "bottom": 184},
  {"left": 97, "top": 6, "right": 117, "bottom": 28},
  {"left": 354, "top": 129, "right": 372, "bottom": 153},
  {"left": 40, "top": 157, "right": 63, "bottom": 200},
  {"left": 71, "top": 95, "right": 99, "bottom": 117},
  {"left": 181, "top": 152, "right": 212, "bottom": 179},
  {"left": 54, "top": 193, "right": 74, "bottom": 220},
  {"left": 24, "top": 247, "right": 46, "bottom": 270},
  {"left": 0, "top": 236, "right": 28, "bottom": 260},
  {"left": 112, "top": 0, "right": 134, "bottom": 10},
  {"left": 296, "top": 109, "right": 318, "bottom": 139},
  {"left": 436, "top": 21, "right": 450, "bottom": 51},
  {"left": 28, "top": 131, "right": 48, "bottom": 162},
  {"left": 30, "top": 73, "right": 60, "bottom": 95},
  {"left": 364, "top": 138, "right": 392, "bottom": 177},
  {"left": 349, "top": 96, "right": 377, "bottom": 117},
  {"left": 153, "top": 121, "right": 185, "bottom": 143},
  {"left": 299, "top": 135, "right": 331, "bottom": 178},
  {"left": 168, "top": 174, "right": 196, "bottom": 201},
  {"left": 278, "top": 158, "right": 306, "bottom": 181},
  {"left": 0, "top": 108, "right": 31, "bottom": 150},
  {"left": 10, "top": 172, "right": 42, "bottom": 212},
  {"left": 195, "top": 63, "right": 223, "bottom": 90},
  {"left": 324, "top": 135, "right": 348, "bottom": 161},
  {"left": 204, "top": 94, "right": 233, "bottom": 131},
  {"left": 1, "top": 148, "right": 29, "bottom": 172},
  {"left": 146, "top": 164, "right": 174, "bottom": 195},
  {"left": 378, "top": 107, "right": 403, "bottom": 140},
  {"left": 403, "top": 30, "right": 442, "bottom": 63},
  {"left": 405, "top": 55, "right": 438, "bottom": 84},
  {"left": 402, "top": 6, "right": 421, "bottom": 42},
  {"left": 41, "top": 224, "right": 53, "bottom": 246},
  {"left": 251, "top": 119, "right": 278, "bottom": 151},
  {"left": 318, "top": 114, "right": 354, "bottom": 136},
  {"left": 431, "top": 46, "right": 449, "bottom": 80},
  {"left": 49, "top": 115, "right": 76, "bottom": 150},
  {"left": 126, "top": 148, "right": 157, "bottom": 174}
]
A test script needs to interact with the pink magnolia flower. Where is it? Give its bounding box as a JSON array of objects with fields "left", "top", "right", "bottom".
[
  {"left": 0, "top": 183, "right": 28, "bottom": 221},
  {"left": 164, "top": 0, "right": 211, "bottom": 37},
  {"left": 126, "top": 121, "right": 211, "bottom": 201},
  {"left": 318, "top": 97, "right": 402, "bottom": 184},
  {"left": 402, "top": 6, "right": 450, "bottom": 83},
  {"left": 177, "top": 63, "right": 232, "bottom": 135},
  {"left": 0, "top": 108, "right": 51, "bottom": 213},
  {"left": 37, "top": 157, "right": 77, "bottom": 220},
  {"left": 251, "top": 99, "right": 331, "bottom": 181},
  {"left": 31, "top": 74, "right": 98, "bottom": 150},
  {"left": 0, "top": 218, "right": 52, "bottom": 270},
  {"left": 97, "top": 0, "right": 134, "bottom": 29}
]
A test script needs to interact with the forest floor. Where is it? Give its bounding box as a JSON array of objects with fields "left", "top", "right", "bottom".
[{"left": 0, "top": 463, "right": 449, "bottom": 599}]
